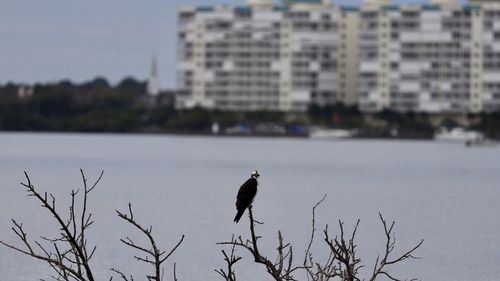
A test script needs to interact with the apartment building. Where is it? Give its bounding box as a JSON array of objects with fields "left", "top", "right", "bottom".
[
  {"left": 176, "top": 0, "right": 500, "bottom": 113},
  {"left": 176, "top": 0, "right": 359, "bottom": 111},
  {"left": 479, "top": 0, "right": 500, "bottom": 112},
  {"left": 359, "top": 0, "right": 500, "bottom": 113}
]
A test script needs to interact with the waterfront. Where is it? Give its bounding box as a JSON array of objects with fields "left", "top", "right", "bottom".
[{"left": 0, "top": 133, "right": 499, "bottom": 280}]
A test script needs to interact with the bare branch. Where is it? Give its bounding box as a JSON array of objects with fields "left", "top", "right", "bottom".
[
  {"left": 1, "top": 171, "right": 103, "bottom": 281},
  {"left": 173, "top": 263, "right": 178, "bottom": 281},
  {"left": 111, "top": 268, "right": 134, "bottom": 281},
  {"left": 219, "top": 196, "right": 423, "bottom": 281},
  {"left": 218, "top": 206, "right": 302, "bottom": 281},
  {"left": 114, "top": 203, "right": 184, "bottom": 281},
  {"left": 368, "top": 213, "right": 424, "bottom": 281},
  {"left": 302, "top": 194, "right": 340, "bottom": 281},
  {"left": 215, "top": 240, "right": 241, "bottom": 281}
]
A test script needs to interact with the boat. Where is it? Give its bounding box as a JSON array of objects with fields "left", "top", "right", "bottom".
[
  {"left": 225, "top": 123, "right": 252, "bottom": 135},
  {"left": 434, "top": 127, "right": 484, "bottom": 143},
  {"left": 465, "top": 138, "right": 498, "bottom": 147},
  {"left": 309, "top": 127, "right": 355, "bottom": 140}
]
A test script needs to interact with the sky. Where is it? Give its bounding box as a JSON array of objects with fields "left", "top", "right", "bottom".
[{"left": 1, "top": 0, "right": 448, "bottom": 89}]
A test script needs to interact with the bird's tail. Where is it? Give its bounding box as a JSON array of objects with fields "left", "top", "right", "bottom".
[{"left": 234, "top": 209, "right": 245, "bottom": 223}]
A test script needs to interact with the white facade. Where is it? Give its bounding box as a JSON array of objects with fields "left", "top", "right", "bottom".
[
  {"left": 358, "top": 0, "right": 500, "bottom": 113},
  {"left": 176, "top": 0, "right": 353, "bottom": 111},
  {"left": 480, "top": 2, "right": 500, "bottom": 112},
  {"left": 176, "top": 0, "right": 500, "bottom": 113}
]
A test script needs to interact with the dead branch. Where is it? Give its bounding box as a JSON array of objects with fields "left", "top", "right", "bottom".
[
  {"left": 114, "top": 203, "right": 185, "bottom": 281},
  {"left": 218, "top": 206, "right": 306, "bottom": 281},
  {"left": 303, "top": 194, "right": 339, "bottom": 281},
  {"left": 368, "top": 213, "right": 424, "bottom": 281},
  {"left": 323, "top": 213, "right": 424, "bottom": 281},
  {"left": 323, "top": 220, "right": 362, "bottom": 281},
  {"left": 219, "top": 195, "right": 423, "bottom": 281},
  {"left": 215, "top": 236, "right": 242, "bottom": 281},
  {"left": 111, "top": 268, "right": 135, "bottom": 281},
  {"left": 0, "top": 170, "right": 103, "bottom": 281}
]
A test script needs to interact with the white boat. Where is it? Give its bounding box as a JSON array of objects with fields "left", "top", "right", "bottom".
[
  {"left": 434, "top": 127, "right": 483, "bottom": 143},
  {"left": 465, "top": 138, "right": 498, "bottom": 147},
  {"left": 309, "top": 127, "right": 354, "bottom": 139}
]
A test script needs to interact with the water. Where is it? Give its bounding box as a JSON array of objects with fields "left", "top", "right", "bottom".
[{"left": 0, "top": 133, "right": 499, "bottom": 281}]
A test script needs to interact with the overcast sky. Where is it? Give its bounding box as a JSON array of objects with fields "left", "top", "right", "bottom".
[{"left": 1, "top": 0, "right": 446, "bottom": 88}]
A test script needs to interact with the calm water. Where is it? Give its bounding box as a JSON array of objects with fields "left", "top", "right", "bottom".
[{"left": 0, "top": 133, "right": 499, "bottom": 281}]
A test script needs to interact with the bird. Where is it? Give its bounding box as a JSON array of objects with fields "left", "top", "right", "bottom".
[{"left": 234, "top": 170, "right": 260, "bottom": 223}]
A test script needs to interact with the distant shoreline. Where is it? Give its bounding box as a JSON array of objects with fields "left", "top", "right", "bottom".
[{"left": 0, "top": 130, "right": 435, "bottom": 140}]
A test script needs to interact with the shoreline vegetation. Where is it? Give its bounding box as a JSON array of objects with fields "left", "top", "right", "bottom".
[{"left": 1, "top": 77, "right": 500, "bottom": 140}]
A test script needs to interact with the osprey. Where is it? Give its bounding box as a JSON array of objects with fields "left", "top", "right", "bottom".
[{"left": 234, "top": 170, "right": 260, "bottom": 223}]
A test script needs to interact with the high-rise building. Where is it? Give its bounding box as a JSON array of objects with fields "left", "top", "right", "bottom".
[
  {"left": 358, "top": 0, "right": 500, "bottom": 113},
  {"left": 337, "top": 7, "right": 361, "bottom": 106},
  {"left": 176, "top": 0, "right": 500, "bottom": 113},
  {"left": 477, "top": 0, "right": 500, "bottom": 112},
  {"left": 176, "top": 0, "right": 357, "bottom": 111}
]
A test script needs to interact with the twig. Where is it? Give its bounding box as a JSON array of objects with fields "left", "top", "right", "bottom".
[
  {"left": 113, "top": 203, "right": 185, "bottom": 281},
  {"left": 0, "top": 170, "right": 103, "bottom": 281},
  {"left": 215, "top": 239, "right": 241, "bottom": 281},
  {"left": 218, "top": 206, "right": 305, "bottom": 281},
  {"left": 368, "top": 213, "right": 424, "bottom": 281}
]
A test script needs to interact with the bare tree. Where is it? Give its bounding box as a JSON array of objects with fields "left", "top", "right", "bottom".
[
  {"left": 218, "top": 195, "right": 424, "bottom": 281},
  {"left": 0, "top": 170, "right": 102, "bottom": 281},
  {"left": 111, "top": 203, "right": 185, "bottom": 281},
  {"left": 0, "top": 171, "right": 185, "bottom": 281},
  {"left": 1, "top": 172, "right": 421, "bottom": 281}
]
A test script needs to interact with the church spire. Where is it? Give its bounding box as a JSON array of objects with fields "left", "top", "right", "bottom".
[{"left": 147, "top": 55, "right": 160, "bottom": 96}]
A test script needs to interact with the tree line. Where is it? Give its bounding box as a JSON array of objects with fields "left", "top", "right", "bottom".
[{"left": 1, "top": 78, "right": 499, "bottom": 139}]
